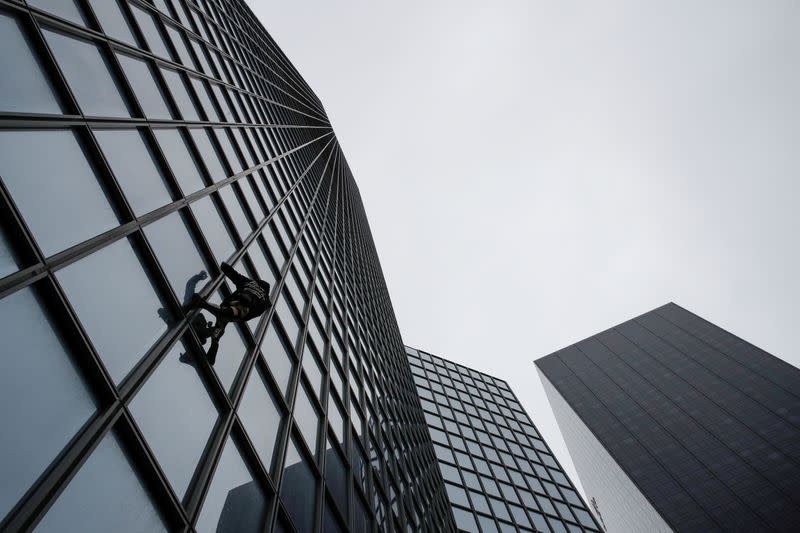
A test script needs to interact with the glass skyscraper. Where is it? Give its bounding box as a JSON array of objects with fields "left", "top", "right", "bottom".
[
  {"left": 406, "top": 346, "right": 603, "bottom": 533},
  {"left": 536, "top": 302, "right": 800, "bottom": 533},
  {"left": 0, "top": 0, "right": 454, "bottom": 531}
]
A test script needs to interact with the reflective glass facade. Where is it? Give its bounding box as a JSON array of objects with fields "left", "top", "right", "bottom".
[
  {"left": 536, "top": 303, "right": 800, "bottom": 532},
  {"left": 0, "top": 1, "right": 454, "bottom": 531},
  {"left": 406, "top": 347, "right": 602, "bottom": 533}
]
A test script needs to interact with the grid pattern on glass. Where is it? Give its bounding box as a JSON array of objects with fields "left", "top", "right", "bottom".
[
  {"left": 407, "top": 346, "right": 603, "bottom": 533},
  {"left": 0, "top": 0, "right": 455, "bottom": 531},
  {"left": 535, "top": 303, "right": 800, "bottom": 533}
]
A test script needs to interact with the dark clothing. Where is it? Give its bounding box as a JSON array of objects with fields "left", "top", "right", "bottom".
[
  {"left": 219, "top": 262, "right": 270, "bottom": 321},
  {"left": 194, "top": 263, "right": 271, "bottom": 365}
]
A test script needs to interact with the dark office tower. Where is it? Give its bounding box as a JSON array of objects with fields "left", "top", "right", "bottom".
[
  {"left": 406, "top": 346, "right": 603, "bottom": 533},
  {"left": 0, "top": 1, "right": 454, "bottom": 531},
  {"left": 536, "top": 302, "right": 800, "bottom": 533}
]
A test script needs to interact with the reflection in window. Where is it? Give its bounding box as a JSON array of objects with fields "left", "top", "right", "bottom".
[
  {"left": 0, "top": 14, "right": 62, "bottom": 114},
  {"left": 161, "top": 67, "right": 199, "bottom": 121},
  {"left": 195, "top": 437, "right": 266, "bottom": 533},
  {"left": 130, "top": 4, "right": 172, "bottom": 60},
  {"left": 204, "top": 306, "right": 248, "bottom": 393},
  {"left": 143, "top": 210, "right": 209, "bottom": 305},
  {"left": 57, "top": 238, "right": 167, "bottom": 383},
  {"left": 190, "top": 196, "right": 236, "bottom": 262},
  {"left": 115, "top": 53, "right": 172, "bottom": 119},
  {"left": 88, "top": 0, "right": 137, "bottom": 45},
  {"left": 323, "top": 503, "right": 345, "bottom": 533},
  {"left": 280, "top": 436, "right": 316, "bottom": 533},
  {"left": 238, "top": 366, "right": 282, "bottom": 472},
  {"left": 261, "top": 322, "right": 293, "bottom": 398},
  {"left": 0, "top": 129, "right": 118, "bottom": 256},
  {"left": 325, "top": 440, "right": 347, "bottom": 516},
  {"left": 43, "top": 30, "right": 130, "bottom": 117},
  {"left": 189, "top": 128, "right": 226, "bottom": 182},
  {"left": 35, "top": 431, "right": 167, "bottom": 532},
  {"left": 152, "top": 129, "right": 206, "bottom": 195},
  {"left": 129, "top": 340, "right": 217, "bottom": 499},
  {"left": 28, "top": 0, "right": 87, "bottom": 26},
  {"left": 353, "top": 495, "right": 370, "bottom": 533},
  {"left": 95, "top": 129, "right": 172, "bottom": 215},
  {"left": 0, "top": 286, "right": 96, "bottom": 521}
]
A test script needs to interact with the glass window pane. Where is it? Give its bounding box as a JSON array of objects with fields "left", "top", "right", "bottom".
[
  {"left": 160, "top": 67, "right": 199, "bottom": 120},
  {"left": 95, "top": 129, "right": 172, "bottom": 215},
  {"left": 275, "top": 293, "right": 299, "bottom": 349},
  {"left": 34, "top": 431, "right": 167, "bottom": 533},
  {"left": 152, "top": 128, "right": 206, "bottom": 195},
  {"left": 190, "top": 196, "right": 236, "bottom": 262},
  {"left": 231, "top": 129, "right": 255, "bottom": 168},
  {"left": 446, "top": 483, "right": 469, "bottom": 507},
  {"left": 0, "top": 14, "right": 61, "bottom": 114},
  {"left": 130, "top": 5, "right": 172, "bottom": 60},
  {"left": 0, "top": 225, "right": 21, "bottom": 278},
  {"left": 323, "top": 502, "right": 344, "bottom": 533},
  {"left": 129, "top": 339, "right": 217, "bottom": 499},
  {"left": 453, "top": 507, "right": 479, "bottom": 532},
  {"left": 210, "top": 82, "right": 234, "bottom": 122},
  {"left": 214, "top": 128, "right": 243, "bottom": 173},
  {"left": 190, "top": 39, "right": 212, "bottom": 75},
  {"left": 190, "top": 77, "right": 220, "bottom": 121},
  {"left": 0, "top": 286, "right": 96, "bottom": 521},
  {"left": 189, "top": 128, "right": 226, "bottom": 182},
  {"left": 247, "top": 240, "right": 275, "bottom": 287},
  {"left": 0, "top": 129, "right": 118, "bottom": 256},
  {"left": 29, "top": 0, "right": 87, "bottom": 26},
  {"left": 325, "top": 440, "right": 347, "bottom": 516},
  {"left": 152, "top": 0, "right": 171, "bottom": 17},
  {"left": 301, "top": 345, "right": 323, "bottom": 398},
  {"left": 238, "top": 177, "right": 264, "bottom": 221},
  {"left": 88, "top": 0, "right": 136, "bottom": 45},
  {"left": 217, "top": 185, "right": 251, "bottom": 238},
  {"left": 43, "top": 30, "right": 130, "bottom": 117},
  {"left": 143, "top": 210, "right": 209, "bottom": 305},
  {"left": 166, "top": 25, "right": 195, "bottom": 69},
  {"left": 280, "top": 436, "right": 316, "bottom": 533},
  {"left": 238, "top": 367, "right": 282, "bottom": 472},
  {"left": 195, "top": 437, "right": 266, "bottom": 533},
  {"left": 58, "top": 238, "right": 167, "bottom": 383},
  {"left": 479, "top": 515, "right": 500, "bottom": 533},
  {"left": 293, "top": 383, "right": 319, "bottom": 453},
  {"left": 261, "top": 322, "right": 293, "bottom": 398},
  {"left": 204, "top": 303, "right": 248, "bottom": 392},
  {"left": 116, "top": 53, "right": 172, "bottom": 119}
]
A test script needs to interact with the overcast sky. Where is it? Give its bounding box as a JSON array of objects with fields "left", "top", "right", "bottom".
[{"left": 248, "top": 0, "right": 800, "bottom": 500}]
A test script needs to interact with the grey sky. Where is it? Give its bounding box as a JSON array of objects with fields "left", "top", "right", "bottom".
[{"left": 249, "top": 0, "right": 800, "bottom": 499}]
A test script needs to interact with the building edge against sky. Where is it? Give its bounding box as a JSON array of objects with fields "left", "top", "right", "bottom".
[
  {"left": 406, "top": 345, "right": 604, "bottom": 533},
  {"left": 535, "top": 302, "right": 800, "bottom": 533},
  {"left": 0, "top": 0, "right": 457, "bottom": 531}
]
